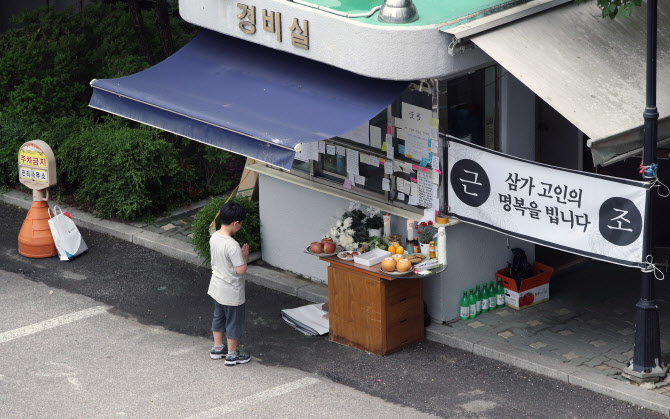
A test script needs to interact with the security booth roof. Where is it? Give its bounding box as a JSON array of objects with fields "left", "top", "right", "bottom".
[
  {"left": 467, "top": 1, "right": 670, "bottom": 166},
  {"left": 89, "top": 30, "right": 407, "bottom": 170}
]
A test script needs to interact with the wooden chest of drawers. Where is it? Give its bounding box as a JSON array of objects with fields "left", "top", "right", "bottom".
[{"left": 324, "top": 258, "right": 424, "bottom": 356}]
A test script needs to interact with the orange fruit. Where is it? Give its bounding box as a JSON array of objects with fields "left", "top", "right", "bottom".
[
  {"left": 393, "top": 243, "right": 400, "bottom": 248},
  {"left": 387, "top": 245, "right": 395, "bottom": 253},
  {"left": 395, "top": 247, "right": 405, "bottom": 255}
]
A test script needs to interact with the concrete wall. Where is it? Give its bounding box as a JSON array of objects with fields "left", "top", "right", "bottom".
[{"left": 180, "top": 0, "right": 493, "bottom": 80}]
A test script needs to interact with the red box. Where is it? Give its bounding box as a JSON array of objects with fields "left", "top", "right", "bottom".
[{"left": 496, "top": 262, "right": 553, "bottom": 310}]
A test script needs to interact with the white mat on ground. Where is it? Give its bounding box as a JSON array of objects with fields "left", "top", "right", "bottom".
[{"left": 281, "top": 303, "right": 329, "bottom": 336}]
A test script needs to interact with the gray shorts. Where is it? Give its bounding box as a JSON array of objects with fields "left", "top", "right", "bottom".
[{"left": 211, "top": 301, "right": 246, "bottom": 340}]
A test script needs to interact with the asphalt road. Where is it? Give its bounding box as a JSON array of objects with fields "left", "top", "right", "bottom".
[{"left": 0, "top": 202, "right": 661, "bottom": 418}]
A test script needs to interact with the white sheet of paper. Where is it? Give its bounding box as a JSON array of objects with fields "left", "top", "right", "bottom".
[
  {"left": 432, "top": 155, "right": 439, "bottom": 170},
  {"left": 340, "top": 122, "right": 369, "bottom": 146},
  {"left": 318, "top": 141, "right": 326, "bottom": 154},
  {"left": 433, "top": 170, "right": 440, "bottom": 185},
  {"left": 432, "top": 185, "right": 440, "bottom": 210},
  {"left": 327, "top": 145, "right": 336, "bottom": 155},
  {"left": 408, "top": 195, "right": 419, "bottom": 206},
  {"left": 405, "top": 133, "right": 430, "bottom": 161},
  {"left": 359, "top": 152, "right": 368, "bottom": 164},
  {"left": 396, "top": 127, "right": 406, "bottom": 140},
  {"left": 370, "top": 126, "right": 382, "bottom": 149},
  {"left": 410, "top": 181, "right": 418, "bottom": 197},
  {"left": 384, "top": 161, "right": 393, "bottom": 175},
  {"left": 385, "top": 134, "right": 393, "bottom": 160},
  {"left": 369, "top": 155, "right": 379, "bottom": 167},
  {"left": 336, "top": 145, "right": 346, "bottom": 156},
  {"left": 402, "top": 103, "right": 432, "bottom": 139},
  {"left": 382, "top": 178, "right": 390, "bottom": 191},
  {"left": 354, "top": 175, "right": 365, "bottom": 185},
  {"left": 397, "top": 192, "right": 406, "bottom": 201},
  {"left": 346, "top": 149, "right": 359, "bottom": 176},
  {"left": 417, "top": 170, "right": 432, "bottom": 208},
  {"left": 305, "top": 142, "right": 319, "bottom": 161},
  {"left": 348, "top": 172, "right": 355, "bottom": 182}
]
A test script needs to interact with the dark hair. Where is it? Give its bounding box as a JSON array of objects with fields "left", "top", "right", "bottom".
[{"left": 219, "top": 202, "right": 246, "bottom": 226}]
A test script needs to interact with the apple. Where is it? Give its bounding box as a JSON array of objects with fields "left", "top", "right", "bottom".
[
  {"left": 321, "top": 237, "right": 334, "bottom": 245},
  {"left": 310, "top": 242, "right": 324, "bottom": 254},
  {"left": 323, "top": 241, "right": 337, "bottom": 253}
]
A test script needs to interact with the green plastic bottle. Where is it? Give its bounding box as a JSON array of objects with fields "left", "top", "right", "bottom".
[
  {"left": 496, "top": 277, "right": 505, "bottom": 307},
  {"left": 489, "top": 280, "right": 497, "bottom": 310},
  {"left": 475, "top": 285, "right": 482, "bottom": 315},
  {"left": 468, "top": 288, "right": 477, "bottom": 319},
  {"left": 460, "top": 290, "right": 470, "bottom": 320},
  {"left": 481, "top": 283, "right": 489, "bottom": 313}
]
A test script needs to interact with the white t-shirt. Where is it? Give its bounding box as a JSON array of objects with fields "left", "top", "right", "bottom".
[{"left": 208, "top": 232, "right": 245, "bottom": 306}]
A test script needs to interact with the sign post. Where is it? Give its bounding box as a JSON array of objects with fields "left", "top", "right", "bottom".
[
  {"left": 623, "top": 0, "right": 667, "bottom": 383},
  {"left": 17, "top": 140, "right": 58, "bottom": 258}
]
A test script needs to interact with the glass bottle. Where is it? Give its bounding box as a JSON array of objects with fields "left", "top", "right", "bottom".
[
  {"left": 496, "top": 277, "right": 505, "bottom": 307},
  {"left": 460, "top": 291, "right": 470, "bottom": 320},
  {"left": 429, "top": 241, "right": 436, "bottom": 258},
  {"left": 468, "top": 288, "right": 477, "bottom": 319},
  {"left": 489, "top": 280, "right": 497, "bottom": 310},
  {"left": 475, "top": 285, "right": 482, "bottom": 315},
  {"left": 481, "top": 283, "right": 489, "bottom": 313}
]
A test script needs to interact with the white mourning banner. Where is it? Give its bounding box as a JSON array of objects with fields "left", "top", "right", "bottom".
[{"left": 446, "top": 137, "right": 651, "bottom": 268}]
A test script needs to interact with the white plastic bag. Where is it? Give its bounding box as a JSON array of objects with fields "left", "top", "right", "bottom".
[{"left": 48, "top": 206, "right": 88, "bottom": 261}]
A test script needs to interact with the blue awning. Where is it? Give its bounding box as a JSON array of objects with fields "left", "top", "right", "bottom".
[{"left": 89, "top": 30, "right": 407, "bottom": 169}]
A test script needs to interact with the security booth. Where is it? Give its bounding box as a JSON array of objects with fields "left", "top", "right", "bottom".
[{"left": 88, "top": 0, "right": 669, "bottom": 366}]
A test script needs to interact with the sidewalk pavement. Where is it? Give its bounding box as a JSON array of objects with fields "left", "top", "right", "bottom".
[{"left": 3, "top": 189, "right": 670, "bottom": 415}]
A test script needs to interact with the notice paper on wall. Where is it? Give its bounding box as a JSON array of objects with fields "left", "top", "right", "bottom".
[
  {"left": 382, "top": 178, "right": 390, "bottom": 191},
  {"left": 370, "top": 126, "right": 382, "bottom": 149},
  {"left": 340, "top": 122, "right": 370, "bottom": 146},
  {"left": 359, "top": 152, "right": 369, "bottom": 164},
  {"left": 369, "top": 155, "right": 380, "bottom": 167},
  {"left": 326, "top": 145, "right": 336, "bottom": 155},
  {"left": 346, "top": 149, "right": 359, "bottom": 176},
  {"left": 397, "top": 192, "right": 406, "bottom": 201},
  {"left": 417, "top": 170, "right": 432, "bottom": 208},
  {"left": 402, "top": 103, "right": 432, "bottom": 139},
  {"left": 318, "top": 141, "right": 326, "bottom": 154},
  {"left": 386, "top": 134, "right": 393, "bottom": 160},
  {"left": 385, "top": 161, "right": 393, "bottom": 175},
  {"left": 432, "top": 155, "right": 440, "bottom": 170},
  {"left": 405, "top": 133, "right": 431, "bottom": 161},
  {"left": 336, "top": 145, "right": 346, "bottom": 156},
  {"left": 410, "top": 181, "right": 418, "bottom": 197},
  {"left": 295, "top": 142, "right": 319, "bottom": 162},
  {"left": 354, "top": 175, "right": 366, "bottom": 185},
  {"left": 408, "top": 195, "right": 419, "bottom": 206}
]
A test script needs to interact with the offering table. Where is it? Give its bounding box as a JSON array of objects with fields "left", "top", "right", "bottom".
[{"left": 319, "top": 255, "right": 434, "bottom": 356}]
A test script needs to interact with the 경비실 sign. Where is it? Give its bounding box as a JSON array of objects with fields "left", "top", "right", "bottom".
[{"left": 446, "top": 137, "right": 651, "bottom": 268}]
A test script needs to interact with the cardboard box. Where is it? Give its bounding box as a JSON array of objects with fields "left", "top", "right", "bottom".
[{"left": 496, "top": 262, "right": 553, "bottom": 310}]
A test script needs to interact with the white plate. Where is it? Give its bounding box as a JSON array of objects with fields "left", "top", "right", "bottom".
[
  {"left": 379, "top": 267, "right": 414, "bottom": 276},
  {"left": 337, "top": 251, "right": 359, "bottom": 261},
  {"left": 305, "top": 245, "right": 342, "bottom": 257}
]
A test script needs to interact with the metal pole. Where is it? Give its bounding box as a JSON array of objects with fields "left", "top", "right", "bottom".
[{"left": 623, "top": 0, "right": 667, "bottom": 383}]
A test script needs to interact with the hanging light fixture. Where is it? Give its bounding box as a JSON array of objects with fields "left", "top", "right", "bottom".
[{"left": 377, "top": 0, "right": 419, "bottom": 24}]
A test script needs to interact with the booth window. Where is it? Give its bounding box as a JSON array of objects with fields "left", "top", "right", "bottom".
[{"left": 272, "top": 71, "right": 499, "bottom": 213}]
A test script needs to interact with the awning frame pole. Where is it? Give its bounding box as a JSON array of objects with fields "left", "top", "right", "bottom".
[{"left": 624, "top": 0, "right": 668, "bottom": 383}]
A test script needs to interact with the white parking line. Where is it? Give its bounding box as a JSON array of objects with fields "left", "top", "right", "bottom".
[
  {"left": 0, "top": 306, "right": 107, "bottom": 344},
  {"left": 188, "top": 377, "right": 321, "bottom": 419}
]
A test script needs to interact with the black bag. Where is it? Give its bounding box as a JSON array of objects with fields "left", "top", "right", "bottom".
[{"left": 508, "top": 248, "right": 533, "bottom": 290}]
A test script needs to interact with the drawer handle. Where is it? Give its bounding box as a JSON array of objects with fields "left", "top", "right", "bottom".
[
  {"left": 399, "top": 319, "right": 407, "bottom": 324},
  {"left": 398, "top": 298, "right": 407, "bottom": 303}
]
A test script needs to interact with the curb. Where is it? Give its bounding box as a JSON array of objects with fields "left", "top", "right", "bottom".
[
  {"left": 4, "top": 189, "right": 669, "bottom": 414},
  {"left": 426, "top": 323, "right": 670, "bottom": 416}
]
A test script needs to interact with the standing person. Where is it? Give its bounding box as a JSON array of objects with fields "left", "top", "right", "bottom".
[{"left": 208, "top": 202, "right": 251, "bottom": 366}]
